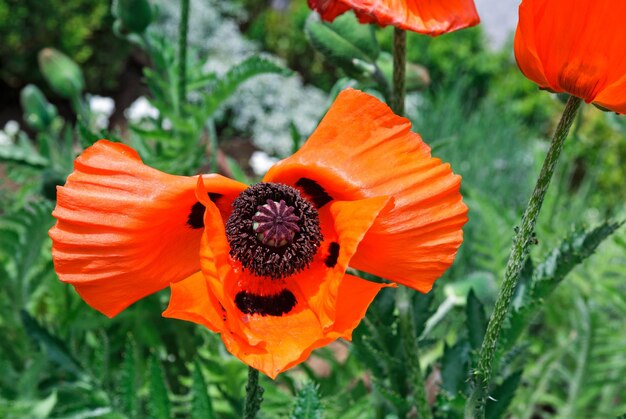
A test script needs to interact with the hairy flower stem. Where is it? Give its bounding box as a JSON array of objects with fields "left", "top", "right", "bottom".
[
  {"left": 391, "top": 28, "right": 406, "bottom": 115},
  {"left": 467, "top": 96, "right": 583, "bottom": 418},
  {"left": 177, "top": 0, "right": 189, "bottom": 115},
  {"left": 397, "top": 288, "right": 433, "bottom": 419},
  {"left": 243, "top": 367, "right": 264, "bottom": 419}
]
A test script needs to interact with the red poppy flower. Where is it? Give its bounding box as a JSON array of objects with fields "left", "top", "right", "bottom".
[
  {"left": 49, "top": 89, "right": 467, "bottom": 378},
  {"left": 515, "top": 0, "right": 626, "bottom": 113},
  {"left": 308, "top": 0, "right": 480, "bottom": 36}
]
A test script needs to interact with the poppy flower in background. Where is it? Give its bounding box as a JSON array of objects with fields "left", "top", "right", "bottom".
[
  {"left": 49, "top": 89, "right": 467, "bottom": 378},
  {"left": 308, "top": 0, "right": 480, "bottom": 36},
  {"left": 515, "top": 0, "right": 626, "bottom": 113}
]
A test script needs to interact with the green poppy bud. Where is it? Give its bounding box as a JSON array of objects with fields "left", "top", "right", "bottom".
[
  {"left": 113, "top": 0, "right": 153, "bottom": 34},
  {"left": 20, "top": 84, "right": 58, "bottom": 132},
  {"left": 38, "top": 48, "right": 85, "bottom": 99}
]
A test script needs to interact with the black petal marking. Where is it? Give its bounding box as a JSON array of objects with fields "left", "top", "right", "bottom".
[
  {"left": 325, "top": 242, "right": 340, "bottom": 268},
  {"left": 295, "top": 178, "right": 333, "bottom": 209},
  {"left": 186, "top": 193, "right": 222, "bottom": 229},
  {"left": 234, "top": 289, "right": 297, "bottom": 316}
]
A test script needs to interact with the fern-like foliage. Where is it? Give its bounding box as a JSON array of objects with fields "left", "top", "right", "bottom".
[{"left": 290, "top": 382, "right": 323, "bottom": 419}]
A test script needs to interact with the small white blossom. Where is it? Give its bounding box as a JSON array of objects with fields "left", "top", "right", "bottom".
[
  {"left": 249, "top": 151, "right": 279, "bottom": 176},
  {"left": 0, "top": 131, "right": 12, "bottom": 146},
  {"left": 125, "top": 96, "right": 160, "bottom": 122},
  {"left": 88, "top": 95, "right": 115, "bottom": 117},
  {"left": 4, "top": 120, "right": 20, "bottom": 136}
]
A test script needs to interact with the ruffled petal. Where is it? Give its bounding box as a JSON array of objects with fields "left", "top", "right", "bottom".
[
  {"left": 162, "top": 271, "right": 225, "bottom": 332},
  {"left": 309, "top": 0, "right": 479, "bottom": 35},
  {"left": 49, "top": 140, "right": 247, "bottom": 317},
  {"left": 264, "top": 89, "right": 467, "bottom": 292},
  {"left": 296, "top": 196, "right": 391, "bottom": 328}
]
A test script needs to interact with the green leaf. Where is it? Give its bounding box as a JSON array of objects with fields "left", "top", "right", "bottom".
[
  {"left": 191, "top": 360, "right": 214, "bottom": 419},
  {"left": 304, "top": 12, "right": 379, "bottom": 78},
  {"left": 500, "top": 221, "right": 623, "bottom": 352},
  {"left": 485, "top": 371, "right": 523, "bottom": 419},
  {"left": 201, "top": 56, "right": 291, "bottom": 118},
  {"left": 533, "top": 221, "right": 624, "bottom": 300},
  {"left": 467, "top": 289, "right": 488, "bottom": 351},
  {"left": 290, "top": 382, "right": 322, "bottom": 419},
  {"left": 0, "top": 135, "right": 48, "bottom": 167},
  {"left": 120, "top": 336, "right": 138, "bottom": 418},
  {"left": 20, "top": 310, "right": 84, "bottom": 377},
  {"left": 412, "top": 291, "right": 435, "bottom": 338},
  {"left": 148, "top": 355, "right": 171, "bottom": 419},
  {"left": 440, "top": 339, "right": 470, "bottom": 395}
]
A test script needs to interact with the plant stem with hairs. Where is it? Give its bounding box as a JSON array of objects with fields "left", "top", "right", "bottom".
[
  {"left": 391, "top": 28, "right": 406, "bottom": 115},
  {"left": 466, "top": 95, "right": 583, "bottom": 418},
  {"left": 397, "top": 287, "right": 433, "bottom": 419},
  {"left": 177, "top": 0, "right": 189, "bottom": 115},
  {"left": 243, "top": 367, "right": 264, "bottom": 419}
]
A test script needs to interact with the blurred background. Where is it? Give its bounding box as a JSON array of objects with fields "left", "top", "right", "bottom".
[{"left": 1, "top": 1, "right": 625, "bottom": 417}]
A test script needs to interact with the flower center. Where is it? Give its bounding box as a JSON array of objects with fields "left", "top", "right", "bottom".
[
  {"left": 252, "top": 199, "right": 300, "bottom": 247},
  {"left": 225, "top": 183, "right": 322, "bottom": 279}
]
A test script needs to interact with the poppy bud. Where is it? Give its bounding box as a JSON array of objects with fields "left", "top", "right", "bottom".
[
  {"left": 113, "top": 0, "right": 153, "bottom": 34},
  {"left": 20, "top": 84, "right": 58, "bottom": 132},
  {"left": 38, "top": 48, "right": 85, "bottom": 100}
]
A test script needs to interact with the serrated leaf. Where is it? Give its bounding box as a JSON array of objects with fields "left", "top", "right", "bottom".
[
  {"left": 290, "top": 382, "right": 322, "bottom": 419},
  {"left": 191, "top": 360, "right": 214, "bottom": 419},
  {"left": 201, "top": 56, "right": 291, "bottom": 118},
  {"left": 120, "top": 337, "right": 138, "bottom": 418},
  {"left": 20, "top": 310, "right": 84, "bottom": 377},
  {"left": 440, "top": 339, "right": 470, "bottom": 395},
  {"left": 0, "top": 135, "right": 49, "bottom": 167},
  {"left": 533, "top": 221, "right": 623, "bottom": 299},
  {"left": 467, "top": 289, "right": 488, "bottom": 351},
  {"left": 500, "top": 221, "right": 623, "bottom": 352},
  {"left": 148, "top": 355, "right": 171, "bottom": 419},
  {"left": 485, "top": 370, "right": 523, "bottom": 419},
  {"left": 305, "top": 12, "right": 379, "bottom": 78}
]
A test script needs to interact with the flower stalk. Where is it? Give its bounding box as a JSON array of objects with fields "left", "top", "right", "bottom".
[
  {"left": 243, "top": 367, "right": 264, "bottom": 419},
  {"left": 391, "top": 28, "right": 406, "bottom": 115},
  {"left": 177, "top": 0, "right": 189, "bottom": 115},
  {"left": 397, "top": 287, "right": 433, "bottom": 419},
  {"left": 467, "top": 95, "right": 583, "bottom": 418}
]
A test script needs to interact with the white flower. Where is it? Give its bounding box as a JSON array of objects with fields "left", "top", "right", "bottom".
[
  {"left": 88, "top": 95, "right": 115, "bottom": 117},
  {"left": 125, "top": 96, "right": 159, "bottom": 122},
  {"left": 0, "top": 131, "right": 12, "bottom": 146},
  {"left": 4, "top": 120, "right": 20, "bottom": 137},
  {"left": 249, "top": 151, "right": 279, "bottom": 176}
]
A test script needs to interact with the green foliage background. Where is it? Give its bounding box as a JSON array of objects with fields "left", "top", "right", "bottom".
[{"left": 1, "top": 1, "right": 626, "bottom": 418}]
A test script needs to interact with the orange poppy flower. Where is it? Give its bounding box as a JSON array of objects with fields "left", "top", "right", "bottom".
[
  {"left": 49, "top": 89, "right": 467, "bottom": 378},
  {"left": 308, "top": 0, "right": 480, "bottom": 36},
  {"left": 515, "top": 0, "right": 626, "bottom": 113}
]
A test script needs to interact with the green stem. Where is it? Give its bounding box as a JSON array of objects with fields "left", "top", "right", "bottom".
[
  {"left": 466, "top": 95, "right": 583, "bottom": 418},
  {"left": 243, "top": 367, "right": 264, "bottom": 419},
  {"left": 391, "top": 28, "right": 406, "bottom": 115},
  {"left": 207, "top": 118, "right": 219, "bottom": 173},
  {"left": 397, "top": 288, "right": 433, "bottom": 419},
  {"left": 177, "top": 0, "right": 189, "bottom": 115}
]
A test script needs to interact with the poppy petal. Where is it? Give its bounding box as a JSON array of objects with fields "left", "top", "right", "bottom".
[
  {"left": 296, "top": 196, "right": 391, "bottom": 328},
  {"left": 264, "top": 89, "right": 467, "bottom": 293},
  {"left": 515, "top": 0, "right": 626, "bottom": 110},
  {"left": 162, "top": 271, "right": 225, "bottom": 332},
  {"left": 309, "top": 0, "right": 479, "bottom": 35},
  {"left": 49, "top": 140, "right": 247, "bottom": 317},
  {"left": 192, "top": 186, "right": 391, "bottom": 377},
  {"left": 218, "top": 273, "right": 390, "bottom": 379}
]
